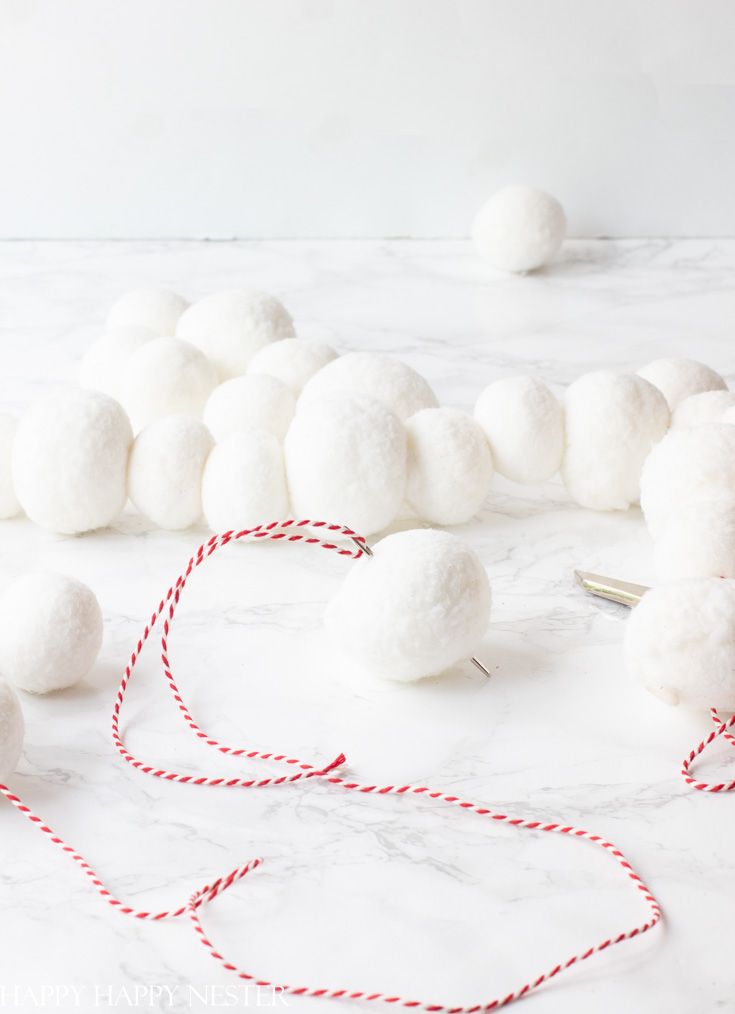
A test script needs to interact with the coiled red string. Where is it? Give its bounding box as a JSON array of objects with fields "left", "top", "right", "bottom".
[{"left": 1, "top": 519, "right": 665, "bottom": 1010}]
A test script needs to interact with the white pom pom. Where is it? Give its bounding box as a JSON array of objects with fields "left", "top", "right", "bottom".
[
  {"left": 121, "top": 337, "right": 217, "bottom": 431},
  {"left": 176, "top": 290, "right": 295, "bottom": 381},
  {"left": 640, "top": 424, "right": 735, "bottom": 538},
  {"left": 248, "top": 338, "right": 338, "bottom": 394},
  {"left": 405, "top": 408, "right": 493, "bottom": 525},
  {"left": 671, "top": 389, "right": 735, "bottom": 429},
  {"left": 653, "top": 500, "right": 735, "bottom": 581},
  {"left": 13, "top": 390, "right": 132, "bottom": 534},
  {"left": 0, "top": 678, "right": 23, "bottom": 780},
  {"left": 299, "top": 352, "right": 437, "bottom": 421},
  {"left": 637, "top": 357, "right": 726, "bottom": 411},
  {"left": 201, "top": 430, "right": 289, "bottom": 532},
  {"left": 325, "top": 529, "right": 491, "bottom": 683},
  {"left": 625, "top": 578, "right": 735, "bottom": 709},
  {"left": 107, "top": 288, "right": 188, "bottom": 335},
  {"left": 284, "top": 393, "right": 406, "bottom": 536},
  {"left": 78, "top": 325, "right": 156, "bottom": 400},
  {"left": 0, "top": 573, "right": 103, "bottom": 694},
  {"left": 561, "top": 371, "right": 669, "bottom": 511},
  {"left": 721, "top": 404, "right": 735, "bottom": 426},
  {"left": 203, "top": 375, "right": 295, "bottom": 443},
  {"left": 473, "top": 376, "right": 564, "bottom": 484},
  {"left": 128, "top": 416, "right": 214, "bottom": 530},
  {"left": 0, "top": 413, "right": 20, "bottom": 519},
  {"left": 472, "top": 185, "right": 566, "bottom": 273}
]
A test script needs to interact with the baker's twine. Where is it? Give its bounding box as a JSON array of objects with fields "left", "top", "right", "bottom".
[{"left": 0, "top": 519, "right": 671, "bottom": 1011}]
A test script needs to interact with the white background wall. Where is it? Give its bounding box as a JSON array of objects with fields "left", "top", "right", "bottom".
[{"left": 1, "top": 0, "right": 734, "bottom": 238}]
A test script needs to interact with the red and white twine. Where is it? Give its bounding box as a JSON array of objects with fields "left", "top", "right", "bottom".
[{"left": 2, "top": 516, "right": 728, "bottom": 1008}]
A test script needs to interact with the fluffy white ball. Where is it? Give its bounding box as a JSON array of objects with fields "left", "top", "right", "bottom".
[
  {"left": 0, "top": 678, "right": 23, "bottom": 780},
  {"left": 128, "top": 416, "right": 214, "bottom": 530},
  {"left": 671, "top": 389, "right": 735, "bottom": 429},
  {"left": 285, "top": 393, "right": 406, "bottom": 536},
  {"left": 0, "top": 573, "right": 103, "bottom": 694},
  {"left": 0, "top": 413, "right": 20, "bottom": 519},
  {"left": 640, "top": 424, "right": 735, "bottom": 538},
  {"left": 625, "top": 578, "right": 735, "bottom": 709},
  {"left": 561, "top": 371, "right": 669, "bottom": 511},
  {"left": 474, "top": 376, "right": 564, "bottom": 484},
  {"left": 325, "top": 529, "right": 491, "bottom": 683},
  {"left": 121, "top": 337, "right": 217, "bottom": 431},
  {"left": 201, "top": 430, "right": 289, "bottom": 532},
  {"left": 107, "top": 288, "right": 188, "bottom": 335},
  {"left": 472, "top": 185, "right": 566, "bottom": 273},
  {"left": 405, "top": 408, "right": 493, "bottom": 525},
  {"left": 78, "top": 325, "right": 156, "bottom": 400},
  {"left": 721, "top": 404, "right": 735, "bottom": 426},
  {"left": 176, "top": 289, "right": 295, "bottom": 381},
  {"left": 299, "top": 352, "right": 437, "bottom": 421},
  {"left": 637, "top": 358, "right": 727, "bottom": 411},
  {"left": 653, "top": 500, "right": 735, "bottom": 582},
  {"left": 203, "top": 375, "right": 295, "bottom": 442},
  {"left": 248, "top": 338, "right": 339, "bottom": 395},
  {"left": 13, "top": 389, "right": 132, "bottom": 534}
]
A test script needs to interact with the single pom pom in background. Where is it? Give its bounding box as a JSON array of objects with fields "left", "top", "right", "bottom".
[
  {"left": 640, "top": 423, "right": 735, "bottom": 538},
  {"left": 13, "top": 389, "right": 132, "bottom": 534},
  {"left": 128, "top": 416, "right": 214, "bottom": 531},
  {"left": 653, "top": 500, "right": 735, "bottom": 582},
  {"left": 78, "top": 325, "right": 156, "bottom": 400},
  {"left": 0, "top": 413, "right": 20, "bottom": 519},
  {"left": 201, "top": 430, "right": 289, "bottom": 532},
  {"left": 285, "top": 393, "right": 406, "bottom": 536},
  {"left": 472, "top": 185, "right": 566, "bottom": 273},
  {"left": 325, "top": 528, "right": 491, "bottom": 683},
  {"left": 121, "top": 337, "right": 217, "bottom": 431},
  {"left": 203, "top": 375, "right": 295, "bottom": 443},
  {"left": 561, "top": 371, "right": 669, "bottom": 511},
  {"left": 405, "top": 407, "right": 493, "bottom": 525},
  {"left": 0, "top": 573, "right": 103, "bottom": 694},
  {"left": 106, "top": 288, "right": 188, "bottom": 336},
  {"left": 299, "top": 352, "right": 438, "bottom": 421},
  {"left": 248, "top": 338, "right": 338, "bottom": 395},
  {"left": 0, "top": 678, "right": 24, "bottom": 780},
  {"left": 671, "top": 389, "right": 735, "bottom": 429},
  {"left": 474, "top": 375, "right": 564, "bottom": 484},
  {"left": 176, "top": 289, "right": 295, "bottom": 381},
  {"left": 624, "top": 578, "right": 735, "bottom": 709},
  {"left": 637, "top": 357, "right": 727, "bottom": 411}
]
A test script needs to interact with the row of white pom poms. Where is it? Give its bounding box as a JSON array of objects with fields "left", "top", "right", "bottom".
[{"left": 0, "top": 281, "right": 733, "bottom": 548}]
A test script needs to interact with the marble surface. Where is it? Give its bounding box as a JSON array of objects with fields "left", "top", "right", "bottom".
[{"left": 1, "top": 239, "right": 734, "bottom": 1013}]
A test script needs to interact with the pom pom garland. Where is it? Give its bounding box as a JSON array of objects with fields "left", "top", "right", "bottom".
[
  {"left": 0, "top": 678, "right": 23, "bottom": 780},
  {"left": 652, "top": 500, "right": 735, "bottom": 582},
  {"left": 201, "top": 430, "right": 289, "bottom": 532},
  {"left": 248, "top": 337, "right": 338, "bottom": 394},
  {"left": 670, "top": 389, "right": 735, "bottom": 429},
  {"left": 0, "top": 413, "right": 21, "bottom": 519},
  {"left": 106, "top": 287, "right": 188, "bottom": 335},
  {"left": 203, "top": 374, "right": 295, "bottom": 443},
  {"left": 78, "top": 325, "right": 157, "bottom": 400},
  {"left": 472, "top": 185, "right": 566, "bottom": 273},
  {"left": 637, "top": 357, "right": 727, "bottom": 411},
  {"left": 121, "top": 337, "right": 218, "bottom": 432}
]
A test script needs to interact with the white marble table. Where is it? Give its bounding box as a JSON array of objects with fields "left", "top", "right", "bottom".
[{"left": 1, "top": 239, "right": 733, "bottom": 1013}]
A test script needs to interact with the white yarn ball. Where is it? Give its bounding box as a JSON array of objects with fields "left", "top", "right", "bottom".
[
  {"left": 0, "top": 573, "right": 103, "bottom": 694},
  {"left": 13, "top": 389, "right": 132, "bottom": 534},
  {"left": 121, "top": 337, "right": 217, "bottom": 431},
  {"left": 299, "top": 352, "right": 437, "bottom": 421},
  {"left": 473, "top": 376, "right": 564, "bottom": 484},
  {"left": 472, "top": 185, "right": 566, "bottom": 273},
  {"left": 637, "top": 357, "right": 727, "bottom": 411},
  {"left": 721, "top": 404, "right": 735, "bottom": 426},
  {"left": 640, "top": 424, "right": 735, "bottom": 538},
  {"left": 671, "top": 389, "right": 735, "bottom": 429},
  {"left": 203, "top": 375, "right": 296, "bottom": 442},
  {"left": 325, "top": 529, "right": 491, "bottom": 683},
  {"left": 653, "top": 500, "right": 735, "bottom": 582},
  {"left": 405, "top": 408, "right": 493, "bottom": 525},
  {"left": 0, "top": 678, "right": 23, "bottom": 780},
  {"left": 176, "top": 289, "right": 295, "bottom": 381},
  {"left": 107, "top": 288, "right": 188, "bottom": 335},
  {"left": 128, "top": 416, "right": 214, "bottom": 531},
  {"left": 0, "top": 413, "right": 20, "bottom": 519},
  {"left": 561, "top": 371, "right": 669, "bottom": 511},
  {"left": 285, "top": 393, "right": 406, "bottom": 536},
  {"left": 201, "top": 430, "right": 289, "bottom": 532},
  {"left": 625, "top": 578, "right": 735, "bottom": 709},
  {"left": 78, "top": 325, "right": 156, "bottom": 400},
  {"left": 248, "top": 338, "right": 338, "bottom": 395}
]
